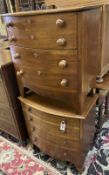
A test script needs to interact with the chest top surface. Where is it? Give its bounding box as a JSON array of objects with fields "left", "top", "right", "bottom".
[{"left": 2, "top": 5, "right": 101, "bottom": 17}]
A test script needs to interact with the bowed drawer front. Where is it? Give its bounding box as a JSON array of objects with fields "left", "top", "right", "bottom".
[
  {"left": 19, "top": 94, "right": 97, "bottom": 169},
  {"left": 4, "top": 13, "right": 77, "bottom": 50}
]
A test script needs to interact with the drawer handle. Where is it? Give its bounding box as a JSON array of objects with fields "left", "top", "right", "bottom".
[
  {"left": 60, "top": 79, "right": 68, "bottom": 87},
  {"left": 33, "top": 53, "right": 38, "bottom": 58},
  {"left": 34, "top": 137, "right": 37, "bottom": 143},
  {"left": 60, "top": 121, "right": 66, "bottom": 133},
  {"left": 56, "top": 38, "right": 66, "bottom": 46},
  {"left": 32, "top": 127, "right": 36, "bottom": 132},
  {"left": 6, "top": 21, "right": 13, "bottom": 27},
  {"left": 9, "top": 36, "right": 16, "bottom": 42},
  {"left": 17, "top": 70, "right": 24, "bottom": 76},
  {"left": 58, "top": 60, "right": 68, "bottom": 68},
  {"left": 64, "top": 152, "right": 67, "bottom": 157},
  {"left": 56, "top": 19, "right": 65, "bottom": 27},
  {"left": 37, "top": 70, "right": 42, "bottom": 76},
  {"left": 14, "top": 53, "right": 20, "bottom": 59},
  {"left": 28, "top": 107, "right": 32, "bottom": 112},
  {"left": 64, "top": 140, "right": 68, "bottom": 145},
  {"left": 28, "top": 116, "right": 33, "bottom": 121},
  {"left": 30, "top": 35, "right": 35, "bottom": 40}
]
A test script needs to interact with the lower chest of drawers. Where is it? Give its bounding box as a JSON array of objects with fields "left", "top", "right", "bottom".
[{"left": 19, "top": 94, "right": 96, "bottom": 169}]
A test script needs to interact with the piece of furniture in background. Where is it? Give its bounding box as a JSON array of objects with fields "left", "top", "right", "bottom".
[
  {"left": 96, "top": 4, "right": 109, "bottom": 83},
  {"left": 19, "top": 92, "right": 98, "bottom": 170},
  {"left": 0, "top": 17, "right": 7, "bottom": 37},
  {"left": 95, "top": 72, "right": 109, "bottom": 132},
  {"left": 93, "top": 89, "right": 109, "bottom": 142},
  {"left": 0, "top": 0, "right": 8, "bottom": 14},
  {"left": 0, "top": 39, "right": 28, "bottom": 141},
  {"left": 3, "top": 7, "right": 101, "bottom": 114},
  {"left": 45, "top": 0, "right": 109, "bottom": 8},
  {"left": 14, "top": 0, "right": 45, "bottom": 11}
]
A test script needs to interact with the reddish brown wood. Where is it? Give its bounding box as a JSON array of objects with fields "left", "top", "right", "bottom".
[
  {"left": 0, "top": 46, "right": 28, "bottom": 141},
  {"left": 3, "top": 7, "right": 101, "bottom": 114},
  {"left": 19, "top": 93, "right": 98, "bottom": 170}
]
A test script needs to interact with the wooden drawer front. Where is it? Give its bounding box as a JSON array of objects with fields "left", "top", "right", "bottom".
[
  {"left": 0, "top": 106, "right": 15, "bottom": 125},
  {"left": 24, "top": 111, "right": 80, "bottom": 139},
  {"left": 0, "top": 76, "right": 10, "bottom": 107},
  {"left": 22, "top": 105, "right": 80, "bottom": 146},
  {"left": 10, "top": 46, "right": 79, "bottom": 91},
  {"left": 22, "top": 103, "right": 80, "bottom": 127},
  {"left": 25, "top": 121, "right": 81, "bottom": 152},
  {"left": 32, "top": 129, "right": 81, "bottom": 151},
  {"left": 4, "top": 13, "right": 77, "bottom": 49},
  {"left": 30, "top": 134, "right": 83, "bottom": 165}
]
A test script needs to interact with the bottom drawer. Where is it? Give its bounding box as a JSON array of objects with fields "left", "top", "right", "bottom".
[
  {"left": 30, "top": 128, "right": 81, "bottom": 151},
  {"left": 31, "top": 134, "right": 86, "bottom": 169}
]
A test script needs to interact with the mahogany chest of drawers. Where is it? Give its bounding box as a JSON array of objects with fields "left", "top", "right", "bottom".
[
  {"left": 0, "top": 44, "right": 27, "bottom": 141},
  {"left": 19, "top": 93, "right": 98, "bottom": 169},
  {"left": 3, "top": 7, "right": 101, "bottom": 114}
]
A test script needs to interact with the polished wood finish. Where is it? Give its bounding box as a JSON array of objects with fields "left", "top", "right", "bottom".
[
  {"left": 44, "top": 1, "right": 109, "bottom": 81},
  {"left": 4, "top": 13, "right": 77, "bottom": 50},
  {"left": 97, "top": 5, "right": 109, "bottom": 79},
  {"left": 45, "top": 0, "right": 109, "bottom": 8},
  {"left": 3, "top": 7, "right": 101, "bottom": 114},
  {"left": 0, "top": 44, "right": 27, "bottom": 141},
  {"left": 19, "top": 93, "right": 98, "bottom": 169}
]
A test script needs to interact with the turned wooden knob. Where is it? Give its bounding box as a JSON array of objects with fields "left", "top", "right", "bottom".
[
  {"left": 17, "top": 70, "right": 24, "bottom": 76},
  {"left": 56, "top": 19, "right": 65, "bottom": 27},
  {"left": 29, "top": 117, "right": 33, "bottom": 122},
  {"left": 34, "top": 137, "right": 37, "bottom": 142},
  {"left": 37, "top": 70, "right": 42, "bottom": 76},
  {"left": 28, "top": 107, "right": 32, "bottom": 112},
  {"left": 64, "top": 152, "right": 67, "bottom": 156},
  {"left": 32, "top": 127, "right": 36, "bottom": 132},
  {"left": 14, "top": 53, "right": 20, "bottom": 59},
  {"left": 33, "top": 53, "right": 38, "bottom": 58},
  {"left": 30, "top": 35, "right": 35, "bottom": 40},
  {"left": 58, "top": 60, "right": 68, "bottom": 68},
  {"left": 6, "top": 21, "right": 13, "bottom": 27},
  {"left": 56, "top": 38, "right": 66, "bottom": 46},
  {"left": 9, "top": 36, "right": 16, "bottom": 42},
  {"left": 60, "top": 79, "right": 68, "bottom": 87},
  {"left": 64, "top": 140, "right": 68, "bottom": 145}
]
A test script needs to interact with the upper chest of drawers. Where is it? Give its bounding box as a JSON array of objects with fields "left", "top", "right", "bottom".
[{"left": 4, "top": 12, "right": 77, "bottom": 50}]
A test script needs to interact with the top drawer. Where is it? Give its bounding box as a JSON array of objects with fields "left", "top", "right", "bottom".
[{"left": 4, "top": 12, "right": 77, "bottom": 50}]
